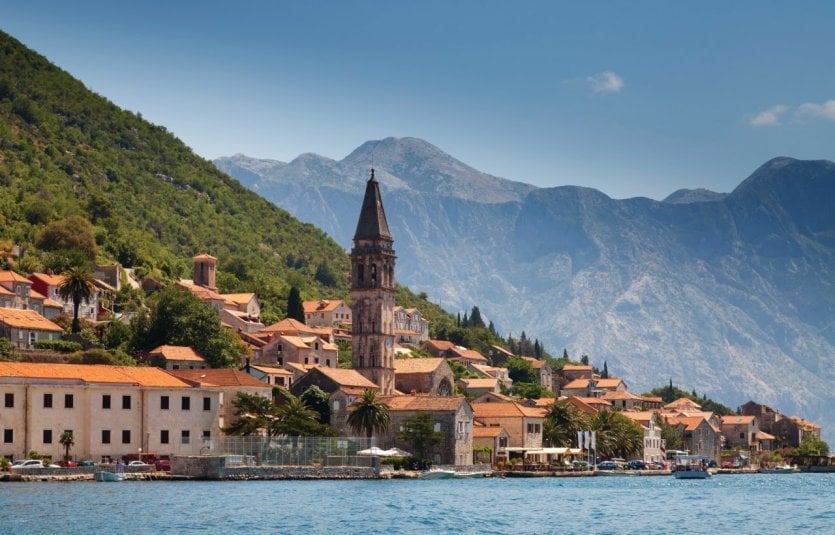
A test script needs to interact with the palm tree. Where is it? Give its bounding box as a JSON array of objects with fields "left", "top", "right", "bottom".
[
  {"left": 59, "top": 430, "right": 75, "bottom": 461},
  {"left": 591, "top": 410, "right": 644, "bottom": 459},
  {"left": 543, "top": 400, "right": 590, "bottom": 447},
  {"left": 271, "top": 387, "right": 320, "bottom": 437},
  {"left": 58, "top": 265, "right": 96, "bottom": 333},
  {"left": 347, "top": 389, "right": 390, "bottom": 439}
]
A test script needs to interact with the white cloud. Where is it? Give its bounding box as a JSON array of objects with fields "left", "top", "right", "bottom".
[
  {"left": 749, "top": 105, "right": 789, "bottom": 127},
  {"left": 586, "top": 71, "right": 624, "bottom": 93},
  {"left": 796, "top": 99, "right": 835, "bottom": 121}
]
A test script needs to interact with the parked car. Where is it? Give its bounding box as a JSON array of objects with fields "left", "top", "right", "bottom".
[
  {"left": 58, "top": 460, "right": 78, "bottom": 468},
  {"left": 77, "top": 460, "right": 96, "bottom": 467},
  {"left": 11, "top": 459, "right": 60, "bottom": 469},
  {"left": 127, "top": 460, "right": 147, "bottom": 466},
  {"left": 154, "top": 458, "right": 171, "bottom": 471},
  {"left": 597, "top": 461, "right": 622, "bottom": 470},
  {"left": 626, "top": 460, "right": 647, "bottom": 470}
]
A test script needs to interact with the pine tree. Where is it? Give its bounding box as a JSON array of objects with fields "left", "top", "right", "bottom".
[
  {"left": 456, "top": 313, "right": 461, "bottom": 328},
  {"left": 563, "top": 348, "right": 569, "bottom": 360},
  {"left": 462, "top": 312, "right": 469, "bottom": 328},
  {"left": 534, "top": 340, "right": 541, "bottom": 359},
  {"left": 286, "top": 286, "right": 305, "bottom": 323},
  {"left": 602, "top": 361, "right": 609, "bottom": 379},
  {"left": 469, "top": 306, "right": 486, "bottom": 329},
  {"left": 488, "top": 321, "right": 496, "bottom": 335}
]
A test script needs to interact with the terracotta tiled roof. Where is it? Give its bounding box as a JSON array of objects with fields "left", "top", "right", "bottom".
[
  {"left": 449, "top": 347, "right": 487, "bottom": 362},
  {"left": 149, "top": 345, "right": 206, "bottom": 362},
  {"left": 675, "top": 416, "right": 709, "bottom": 432},
  {"left": 562, "top": 364, "right": 593, "bottom": 371},
  {"left": 425, "top": 340, "right": 456, "bottom": 351},
  {"left": 169, "top": 368, "right": 270, "bottom": 388},
  {"left": 595, "top": 378, "right": 624, "bottom": 389},
  {"left": 29, "top": 272, "right": 66, "bottom": 286},
  {"left": 0, "top": 362, "right": 191, "bottom": 387},
  {"left": 221, "top": 293, "right": 257, "bottom": 305},
  {"left": 521, "top": 357, "right": 547, "bottom": 369},
  {"left": 789, "top": 416, "right": 821, "bottom": 430},
  {"left": 489, "top": 344, "right": 514, "bottom": 357},
  {"left": 641, "top": 396, "right": 663, "bottom": 403},
  {"left": 665, "top": 397, "right": 702, "bottom": 410},
  {"left": 472, "top": 401, "right": 545, "bottom": 419},
  {"left": 0, "top": 286, "right": 15, "bottom": 296},
  {"left": 576, "top": 397, "right": 612, "bottom": 407},
  {"left": 458, "top": 378, "right": 498, "bottom": 389},
  {"left": 720, "top": 415, "right": 756, "bottom": 425},
  {"left": 261, "top": 318, "right": 327, "bottom": 336},
  {"left": 600, "top": 391, "right": 644, "bottom": 401},
  {"left": 0, "top": 308, "right": 63, "bottom": 331},
  {"left": 303, "top": 300, "right": 345, "bottom": 313},
  {"left": 192, "top": 254, "right": 217, "bottom": 260},
  {"left": 562, "top": 379, "right": 591, "bottom": 389},
  {"left": 314, "top": 367, "right": 378, "bottom": 388},
  {"left": 532, "top": 398, "right": 556, "bottom": 408},
  {"left": 565, "top": 397, "right": 598, "bottom": 414},
  {"left": 620, "top": 411, "right": 659, "bottom": 425},
  {"left": 378, "top": 395, "right": 466, "bottom": 412},
  {"left": 0, "top": 270, "right": 32, "bottom": 284},
  {"left": 249, "top": 365, "right": 293, "bottom": 376},
  {"left": 758, "top": 431, "right": 776, "bottom": 440},
  {"left": 394, "top": 358, "right": 445, "bottom": 374},
  {"left": 473, "top": 426, "right": 506, "bottom": 438}
]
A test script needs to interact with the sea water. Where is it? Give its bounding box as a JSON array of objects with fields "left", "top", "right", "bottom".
[{"left": 0, "top": 473, "right": 832, "bottom": 534}]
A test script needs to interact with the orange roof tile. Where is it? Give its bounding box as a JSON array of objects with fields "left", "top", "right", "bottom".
[
  {"left": 0, "top": 286, "right": 14, "bottom": 296},
  {"left": 458, "top": 378, "right": 498, "bottom": 389},
  {"left": 665, "top": 397, "right": 702, "bottom": 410},
  {"left": 249, "top": 365, "right": 293, "bottom": 376},
  {"left": 595, "top": 378, "right": 624, "bottom": 389},
  {"left": 314, "top": 367, "right": 378, "bottom": 389},
  {"left": 720, "top": 415, "right": 756, "bottom": 425},
  {"left": 562, "top": 364, "right": 593, "bottom": 371},
  {"left": 29, "top": 272, "right": 66, "bottom": 286},
  {"left": 449, "top": 347, "right": 487, "bottom": 361},
  {"left": 562, "top": 379, "right": 591, "bottom": 389},
  {"left": 149, "top": 345, "right": 206, "bottom": 362},
  {"left": 192, "top": 254, "right": 217, "bottom": 260},
  {"left": 378, "top": 395, "right": 466, "bottom": 412},
  {"left": 0, "top": 362, "right": 191, "bottom": 388},
  {"left": 221, "top": 293, "right": 257, "bottom": 305},
  {"left": 472, "top": 401, "right": 545, "bottom": 419},
  {"left": 261, "top": 318, "right": 325, "bottom": 336},
  {"left": 394, "top": 358, "right": 446, "bottom": 374},
  {"left": 425, "top": 340, "right": 456, "bottom": 351},
  {"left": 0, "top": 308, "right": 63, "bottom": 331},
  {"left": 0, "top": 270, "right": 33, "bottom": 284},
  {"left": 303, "top": 299, "right": 346, "bottom": 313},
  {"left": 600, "top": 390, "right": 644, "bottom": 401},
  {"left": 169, "top": 368, "right": 270, "bottom": 388}
]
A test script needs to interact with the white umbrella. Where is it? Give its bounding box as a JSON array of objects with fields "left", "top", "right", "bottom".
[{"left": 383, "top": 447, "right": 411, "bottom": 457}]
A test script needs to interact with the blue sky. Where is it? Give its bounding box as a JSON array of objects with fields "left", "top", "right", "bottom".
[{"left": 5, "top": 1, "right": 835, "bottom": 199}]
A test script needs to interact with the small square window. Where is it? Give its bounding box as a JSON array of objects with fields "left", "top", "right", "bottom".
[
  {"left": 181, "top": 396, "right": 190, "bottom": 411},
  {"left": 160, "top": 430, "right": 169, "bottom": 444},
  {"left": 181, "top": 430, "right": 190, "bottom": 445},
  {"left": 161, "top": 396, "right": 169, "bottom": 410},
  {"left": 203, "top": 397, "right": 211, "bottom": 411},
  {"left": 122, "top": 395, "right": 131, "bottom": 410},
  {"left": 4, "top": 393, "right": 13, "bottom": 408},
  {"left": 102, "top": 430, "right": 111, "bottom": 444},
  {"left": 122, "top": 430, "right": 131, "bottom": 444},
  {"left": 102, "top": 395, "right": 111, "bottom": 409},
  {"left": 3, "top": 429, "right": 13, "bottom": 443},
  {"left": 43, "top": 429, "right": 53, "bottom": 444},
  {"left": 43, "top": 393, "right": 53, "bottom": 408},
  {"left": 64, "top": 394, "right": 74, "bottom": 409}
]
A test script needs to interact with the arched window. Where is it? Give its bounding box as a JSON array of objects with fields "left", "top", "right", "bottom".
[
  {"left": 371, "top": 264, "right": 377, "bottom": 285},
  {"left": 357, "top": 264, "right": 364, "bottom": 283}
]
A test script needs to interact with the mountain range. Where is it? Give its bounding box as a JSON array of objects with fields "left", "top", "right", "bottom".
[{"left": 216, "top": 139, "right": 835, "bottom": 441}]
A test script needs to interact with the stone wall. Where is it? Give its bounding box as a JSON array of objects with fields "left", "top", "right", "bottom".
[{"left": 172, "top": 456, "right": 379, "bottom": 480}]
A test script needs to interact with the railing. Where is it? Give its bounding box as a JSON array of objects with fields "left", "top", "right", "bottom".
[{"left": 208, "top": 436, "right": 377, "bottom": 467}]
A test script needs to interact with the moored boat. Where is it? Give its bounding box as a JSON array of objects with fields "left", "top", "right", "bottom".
[
  {"left": 672, "top": 455, "right": 710, "bottom": 479},
  {"left": 759, "top": 464, "right": 797, "bottom": 474},
  {"left": 453, "top": 471, "right": 491, "bottom": 478},
  {"left": 95, "top": 470, "right": 125, "bottom": 482},
  {"left": 418, "top": 469, "right": 455, "bottom": 480}
]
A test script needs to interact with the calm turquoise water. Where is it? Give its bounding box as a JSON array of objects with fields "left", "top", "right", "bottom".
[{"left": 0, "top": 473, "right": 832, "bottom": 534}]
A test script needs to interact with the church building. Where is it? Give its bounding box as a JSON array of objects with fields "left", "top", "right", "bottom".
[{"left": 350, "top": 170, "right": 396, "bottom": 395}]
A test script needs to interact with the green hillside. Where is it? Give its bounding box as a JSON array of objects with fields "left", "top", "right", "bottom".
[{"left": 0, "top": 30, "right": 348, "bottom": 319}]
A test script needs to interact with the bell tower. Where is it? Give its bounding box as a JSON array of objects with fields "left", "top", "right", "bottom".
[{"left": 351, "top": 169, "right": 396, "bottom": 395}]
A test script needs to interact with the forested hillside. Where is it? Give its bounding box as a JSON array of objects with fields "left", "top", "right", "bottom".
[{"left": 0, "top": 30, "right": 349, "bottom": 319}]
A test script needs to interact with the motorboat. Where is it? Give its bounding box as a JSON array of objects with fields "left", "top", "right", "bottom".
[
  {"left": 417, "top": 469, "right": 455, "bottom": 480},
  {"left": 672, "top": 455, "right": 710, "bottom": 479},
  {"left": 453, "top": 471, "right": 491, "bottom": 478},
  {"left": 759, "top": 464, "right": 797, "bottom": 474}
]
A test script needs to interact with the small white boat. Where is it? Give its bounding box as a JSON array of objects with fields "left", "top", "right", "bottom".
[
  {"left": 418, "top": 469, "right": 455, "bottom": 480},
  {"left": 95, "top": 470, "right": 125, "bottom": 482},
  {"left": 759, "top": 464, "right": 797, "bottom": 474},
  {"left": 453, "top": 471, "right": 491, "bottom": 478},
  {"left": 672, "top": 456, "right": 710, "bottom": 479}
]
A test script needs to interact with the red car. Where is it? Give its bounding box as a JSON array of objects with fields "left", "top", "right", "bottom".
[{"left": 154, "top": 458, "right": 171, "bottom": 471}]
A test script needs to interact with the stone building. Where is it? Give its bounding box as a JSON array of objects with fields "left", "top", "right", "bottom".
[
  {"left": 393, "top": 358, "right": 454, "bottom": 396},
  {"left": 350, "top": 170, "right": 396, "bottom": 395}
]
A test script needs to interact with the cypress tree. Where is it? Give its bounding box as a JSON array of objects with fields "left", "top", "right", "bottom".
[
  {"left": 287, "top": 286, "right": 305, "bottom": 323},
  {"left": 602, "top": 361, "right": 609, "bottom": 379}
]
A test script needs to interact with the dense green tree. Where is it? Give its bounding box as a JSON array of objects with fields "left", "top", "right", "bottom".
[
  {"left": 36, "top": 216, "right": 97, "bottom": 261},
  {"left": 286, "top": 286, "right": 305, "bottom": 323},
  {"left": 654, "top": 412, "right": 682, "bottom": 451},
  {"left": 591, "top": 410, "right": 644, "bottom": 458},
  {"left": 132, "top": 287, "right": 246, "bottom": 368},
  {"left": 272, "top": 388, "right": 332, "bottom": 437},
  {"left": 58, "top": 265, "right": 96, "bottom": 333},
  {"left": 796, "top": 436, "right": 829, "bottom": 456},
  {"left": 399, "top": 412, "right": 443, "bottom": 462},
  {"left": 0, "top": 338, "right": 16, "bottom": 361},
  {"left": 300, "top": 385, "right": 331, "bottom": 425},
  {"left": 347, "top": 389, "right": 390, "bottom": 439},
  {"left": 580, "top": 355, "right": 589, "bottom": 365},
  {"left": 544, "top": 400, "right": 590, "bottom": 447},
  {"left": 510, "top": 382, "right": 554, "bottom": 399},
  {"left": 223, "top": 392, "right": 276, "bottom": 436},
  {"left": 469, "top": 306, "right": 485, "bottom": 329},
  {"left": 505, "top": 357, "right": 538, "bottom": 384}
]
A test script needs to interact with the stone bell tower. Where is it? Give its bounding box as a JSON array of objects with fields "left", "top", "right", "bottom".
[{"left": 350, "top": 169, "right": 396, "bottom": 395}]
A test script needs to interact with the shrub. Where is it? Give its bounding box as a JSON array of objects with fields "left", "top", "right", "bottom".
[{"left": 33, "top": 339, "right": 83, "bottom": 353}]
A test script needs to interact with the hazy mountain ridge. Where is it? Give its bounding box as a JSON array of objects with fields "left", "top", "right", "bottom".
[{"left": 217, "top": 143, "right": 835, "bottom": 441}]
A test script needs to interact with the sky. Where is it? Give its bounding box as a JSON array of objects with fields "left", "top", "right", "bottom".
[{"left": 5, "top": 1, "right": 835, "bottom": 200}]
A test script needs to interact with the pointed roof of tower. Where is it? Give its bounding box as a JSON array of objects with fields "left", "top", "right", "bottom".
[{"left": 353, "top": 169, "right": 392, "bottom": 241}]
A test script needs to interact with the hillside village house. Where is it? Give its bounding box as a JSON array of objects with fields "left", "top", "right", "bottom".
[
  {"left": 471, "top": 402, "right": 545, "bottom": 451},
  {"left": 621, "top": 411, "right": 665, "bottom": 464},
  {"left": 468, "top": 363, "right": 513, "bottom": 391},
  {"left": 520, "top": 357, "right": 553, "bottom": 389},
  {"left": 304, "top": 299, "right": 352, "bottom": 328},
  {"left": 392, "top": 306, "right": 429, "bottom": 345},
  {"left": 244, "top": 363, "right": 294, "bottom": 389},
  {"left": 257, "top": 333, "right": 338, "bottom": 368},
  {"left": 377, "top": 395, "right": 474, "bottom": 466},
  {"left": 458, "top": 377, "right": 500, "bottom": 397},
  {"left": 667, "top": 415, "right": 722, "bottom": 462},
  {"left": 29, "top": 272, "right": 99, "bottom": 322},
  {"left": 472, "top": 424, "right": 510, "bottom": 465},
  {"left": 393, "top": 358, "right": 454, "bottom": 396},
  {"left": 169, "top": 368, "right": 273, "bottom": 435},
  {"left": 0, "top": 308, "right": 63, "bottom": 349},
  {"left": 0, "top": 362, "right": 223, "bottom": 462},
  {"left": 147, "top": 345, "right": 208, "bottom": 371},
  {"left": 720, "top": 415, "right": 761, "bottom": 453},
  {"left": 601, "top": 390, "right": 646, "bottom": 411}
]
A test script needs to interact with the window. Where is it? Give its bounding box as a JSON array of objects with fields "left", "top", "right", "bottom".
[
  {"left": 203, "top": 397, "right": 211, "bottom": 411},
  {"left": 160, "top": 430, "right": 169, "bottom": 444},
  {"left": 101, "top": 430, "right": 111, "bottom": 444},
  {"left": 202, "top": 430, "right": 210, "bottom": 442},
  {"left": 3, "top": 429, "right": 13, "bottom": 443},
  {"left": 527, "top": 423, "right": 542, "bottom": 434},
  {"left": 43, "top": 393, "right": 53, "bottom": 408},
  {"left": 43, "top": 430, "right": 53, "bottom": 444},
  {"left": 64, "top": 394, "right": 74, "bottom": 409},
  {"left": 122, "top": 430, "right": 131, "bottom": 444},
  {"left": 181, "top": 396, "right": 190, "bottom": 411},
  {"left": 433, "top": 423, "right": 441, "bottom": 432},
  {"left": 499, "top": 436, "right": 508, "bottom": 448},
  {"left": 181, "top": 430, "right": 190, "bottom": 445},
  {"left": 332, "top": 400, "right": 341, "bottom": 411},
  {"left": 739, "top": 432, "right": 745, "bottom": 440},
  {"left": 122, "top": 395, "right": 131, "bottom": 410},
  {"left": 102, "top": 395, "right": 111, "bottom": 409},
  {"left": 4, "top": 393, "right": 13, "bottom": 408},
  {"left": 161, "top": 396, "right": 169, "bottom": 410}
]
